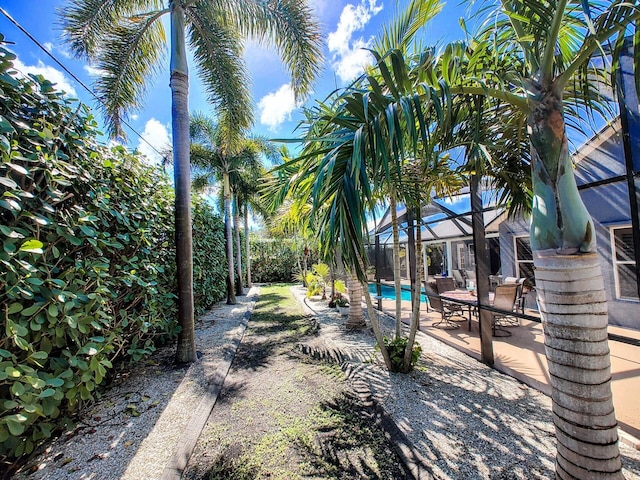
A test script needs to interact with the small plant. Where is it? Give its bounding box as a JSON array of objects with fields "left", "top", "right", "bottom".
[
  {"left": 305, "top": 263, "right": 330, "bottom": 298},
  {"left": 334, "top": 293, "right": 349, "bottom": 307},
  {"left": 378, "top": 337, "right": 422, "bottom": 373}
]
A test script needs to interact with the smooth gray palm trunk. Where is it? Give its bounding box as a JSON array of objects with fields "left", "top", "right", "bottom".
[
  {"left": 224, "top": 177, "right": 236, "bottom": 305},
  {"left": 528, "top": 85, "right": 622, "bottom": 479},
  {"left": 403, "top": 212, "right": 422, "bottom": 372},
  {"left": 171, "top": 3, "right": 196, "bottom": 364},
  {"left": 233, "top": 195, "right": 244, "bottom": 296},
  {"left": 245, "top": 203, "right": 252, "bottom": 287},
  {"left": 390, "top": 192, "right": 403, "bottom": 337}
]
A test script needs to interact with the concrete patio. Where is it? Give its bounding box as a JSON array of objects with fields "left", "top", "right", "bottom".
[{"left": 374, "top": 295, "right": 640, "bottom": 445}]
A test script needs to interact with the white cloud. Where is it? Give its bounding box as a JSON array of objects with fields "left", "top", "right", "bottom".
[
  {"left": 43, "top": 42, "right": 53, "bottom": 52},
  {"left": 12, "top": 58, "right": 77, "bottom": 96},
  {"left": 58, "top": 48, "right": 73, "bottom": 59},
  {"left": 327, "top": 0, "right": 383, "bottom": 83},
  {"left": 84, "top": 64, "right": 106, "bottom": 77},
  {"left": 333, "top": 38, "right": 374, "bottom": 84},
  {"left": 137, "top": 118, "right": 171, "bottom": 165},
  {"left": 258, "top": 83, "right": 299, "bottom": 131}
]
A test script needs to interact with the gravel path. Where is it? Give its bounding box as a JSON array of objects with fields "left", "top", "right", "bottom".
[{"left": 292, "top": 286, "right": 640, "bottom": 480}]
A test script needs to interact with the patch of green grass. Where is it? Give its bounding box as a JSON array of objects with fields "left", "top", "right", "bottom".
[{"left": 204, "top": 284, "right": 408, "bottom": 480}]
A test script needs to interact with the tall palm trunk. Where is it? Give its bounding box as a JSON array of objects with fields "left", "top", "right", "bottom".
[
  {"left": 346, "top": 271, "right": 365, "bottom": 330},
  {"left": 302, "top": 247, "right": 309, "bottom": 287},
  {"left": 170, "top": 2, "right": 195, "bottom": 363},
  {"left": 403, "top": 209, "right": 422, "bottom": 372},
  {"left": 223, "top": 172, "right": 236, "bottom": 304},
  {"left": 390, "top": 190, "right": 403, "bottom": 338},
  {"left": 529, "top": 86, "right": 622, "bottom": 479},
  {"left": 245, "top": 203, "right": 252, "bottom": 287},
  {"left": 233, "top": 193, "right": 244, "bottom": 296}
]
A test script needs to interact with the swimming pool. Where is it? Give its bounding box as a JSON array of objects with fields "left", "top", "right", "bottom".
[{"left": 368, "top": 283, "right": 427, "bottom": 303}]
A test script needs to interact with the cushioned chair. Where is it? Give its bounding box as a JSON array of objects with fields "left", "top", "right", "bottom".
[
  {"left": 435, "top": 277, "right": 456, "bottom": 294},
  {"left": 425, "top": 281, "right": 466, "bottom": 329},
  {"left": 452, "top": 269, "right": 465, "bottom": 289},
  {"left": 435, "top": 277, "right": 466, "bottom": 318},
  {"left": 491, "top": 284, "right": 519, "bottom": 336}
]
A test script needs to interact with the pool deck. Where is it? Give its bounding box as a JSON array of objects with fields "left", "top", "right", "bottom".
[{"left": 373, "top": 294, "right": 640, "bottom": 447}]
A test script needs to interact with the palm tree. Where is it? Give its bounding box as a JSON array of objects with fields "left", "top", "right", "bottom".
[
  {"left": 364, "top": 1, "right": 638, "bottom": 476},
  {"left": 189, "top": 114, "right": 237, "bottom": 305},
  {"left": 190, "top": 113, "right": 274, "bottom": 303},
  {"left": 60, "top": 0, "right": 322, "bottom": 363},
  {"left": 270, "top": 0, "right": 454, "bottom": 372},
  {"left": 229, "top": 137, "right": 279, "bottom": 294},
  {"left": 437, "top": 3, "right": 640, "bottom": 477}
]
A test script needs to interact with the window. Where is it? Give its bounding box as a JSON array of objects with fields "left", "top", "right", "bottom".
[
  {"left": 457, "top": 244, "right": 466, "bottom": 270},
  {"left": 611, "top": 227, "right": 639, "bottom": 301},
  {"left": 468, "top": 244, "right": 475, "bottom": 268},
  {"left": 514, "top": 236, "right": 534, "bottom": 280}
]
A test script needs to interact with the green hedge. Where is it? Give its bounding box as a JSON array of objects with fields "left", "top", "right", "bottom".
[
  {"left": 192, "top": 202, "right": 226, "bottom": 313},
  {"left": 249, "top": 238, "right": 321, "bottom": 283},
  {"left": 0, "top": 38, "right": 226, "bottom": 460}
]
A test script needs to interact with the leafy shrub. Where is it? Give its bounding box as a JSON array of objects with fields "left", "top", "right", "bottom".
[
  {"left": 192, "top": 201, "right": 226, "bottom": 313},
  {"left": 333, "top": 293, "right": 349, "bottom": 307},
  {"left": 249, "top": 238, "right": 299, "bottom": 282},
  {"left": 249, "top": 237, "right": 321, "bottom": 283},
  {"left": 380, "top": 337, "right": 422, "bottom": 373},
  {"left": 0, "top": 39, "right": 228, "bottom": 461},
  {"left": 304, "top": 263, "right": 330, "bottom": 298}
]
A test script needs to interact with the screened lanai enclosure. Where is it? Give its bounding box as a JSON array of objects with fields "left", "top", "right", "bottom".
[
  {"left": 367, "top": 102, "right": 640, "bottom": 333},
  {"left": 368, "top": 186, "right": 506, "bottom": 288}
]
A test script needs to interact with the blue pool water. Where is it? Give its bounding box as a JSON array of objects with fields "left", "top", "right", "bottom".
[{"left": 368, "top": 283, "right": 427, "bottom": 303}]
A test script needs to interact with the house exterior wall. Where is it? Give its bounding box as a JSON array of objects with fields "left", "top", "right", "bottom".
[{"left": 501, "top": 125, "right": 640, "bottom": 330}]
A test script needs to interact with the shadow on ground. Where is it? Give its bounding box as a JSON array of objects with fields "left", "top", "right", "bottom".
[{"left": 188, "top": 286, "right": 409, "bottom": 480}]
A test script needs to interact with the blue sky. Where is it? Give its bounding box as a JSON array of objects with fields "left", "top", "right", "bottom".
[{"left": 0, "top": 0, "right": 470, "bottom": 163}]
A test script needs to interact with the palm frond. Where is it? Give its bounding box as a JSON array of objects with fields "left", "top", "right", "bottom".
[
  {"left": 93, "top": 9, "right": 167, "bottom": 139},
  {"left": 186, "top": 3, "right": 253, "bottom": 133},
  {"left": 59, "top": 0, "right": 165, "bottom": 58},
  {"left": 372, "top": 0, "right": 444, "bottom": 54},
  {"left": 224, "top": 0, "right": 323, "bottom": 99}
]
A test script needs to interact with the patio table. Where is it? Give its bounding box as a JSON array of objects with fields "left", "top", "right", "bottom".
[{"left": 440, "top": 290, "right": 495, "bottom": 331}]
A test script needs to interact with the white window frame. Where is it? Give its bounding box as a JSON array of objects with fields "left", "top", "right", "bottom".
[
  {"left": 468, "top": 244, "right": 475, "bottom": 268},
  {"left": 457, "top": 243, "right": 466, "bottom": 270},
  {"left": 514, "top": 235, "right": 533, "bottom": 279},
  {"left": 610, "top": 226, "right": 640, "bottom": 302}
]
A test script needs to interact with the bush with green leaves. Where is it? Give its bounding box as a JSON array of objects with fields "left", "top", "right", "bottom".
[
  {"left": 0, "top": 38, "right": 226, "bottom": 461},
  {"left": 304, "top": 262, "right": 330, "bottom": 298},
  {"left": 379, "top": 337, "right": 422, "bottom": 373},
  {"left": 192, "top": 201, "right": 226, "bottom": 313},
  {"left": 249, "top": 238, "right": 299, "bottom": 283}
]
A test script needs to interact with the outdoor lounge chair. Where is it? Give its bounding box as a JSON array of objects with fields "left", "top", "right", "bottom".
[
  {"left": 435, "top": 277, "right": 466, "bottom": 317},
  {"left": 435, "top": 277, "right": 457, "bottom": 294},
  {"left": 425, "top": 281, "right": 466, "bottom": 329},
  {"left": 452, "top": 269, "right": 465, "bottom": 288},
  {"left": 491, "top": 284, "right": 519, "bottom": 336},
  {"left": 503, "top": 277, "right": 528, "bottom": 317}
]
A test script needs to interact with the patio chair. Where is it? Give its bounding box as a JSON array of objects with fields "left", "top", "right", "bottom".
[
  {"left": 504, "top": 277, "right": 526, "bottom": 318},
  {"left": 435, "top": 277, "right": 457, "bottom": 294},
  {"left": 463, "top": 269, "right": 476, "bottom": 281},
  {"left": 435, "top": 277, "right": 466, "bottom": 318},
  {"left": 491, "top": 284, "right": 519, "bottom": 337},
  {"left": 452, "top": 269, "right": 465, "bottom": 288},
  {"left": 425, "top": 281, "right": 466, "bottom": 329}
]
